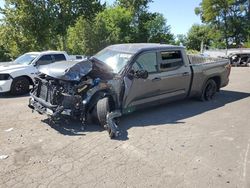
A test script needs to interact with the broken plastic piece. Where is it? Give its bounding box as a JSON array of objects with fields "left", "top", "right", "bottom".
[
  {"left": 0, "top": 155, "right": 9, "bottom": 160},
  {"left": 106, "top": 111, "right": 122, "bottom": 138},
  {"left": 4, "top": 128, "right": 14, "bottom": 132},
  {"left": 93, "top": 78, "right": 101, "bottom": 86}
]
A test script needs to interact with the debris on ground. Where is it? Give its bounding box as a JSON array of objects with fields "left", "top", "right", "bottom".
[
  {"left": 0, "top": 155, "right": 9, "bottom": 160},
  {"left": 4, "top": 128, "right": 14, "bottom": 132}
]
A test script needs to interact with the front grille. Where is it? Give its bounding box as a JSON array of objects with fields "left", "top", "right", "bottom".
[
  {"left": 39, "top": 84, "right": 48, "bottom": 101},
  {"left": 36, "top": 80, "right": 54, "bottom": 103},
  {"left": 35, "top": 80, "right": 60, "bottom": 105}
]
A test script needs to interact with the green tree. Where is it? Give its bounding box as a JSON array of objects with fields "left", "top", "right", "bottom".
[
  {"left": 208, "top": 26, "right": 227, "bottom": 49},
  {"left": 67, "top": 17, "right": 94, "bottom": 55},
  {"left": 67, "top": 6, "right": 133, "bottom": 55},
  {"left": 0, "top": 0, "right": 54, "bottom": 57},
  {"left": 50, "top": 0, "right": 105, "bottom": 50},
  {"left": 117, "top": 0, "right": 153, "bottom": 13},
  {"left": 186, "top": 24, "right": 211, "bottom": 51},
  {"left": 117, "top": 0, "right": 153, "bottom": 42},
  {"left": 0, "top": 0, "right": 104, "bottom": 57},
  {"left": 93, "top": 6, "right": 133, "bottom": 53},
  {"left": 0, "top": 27, "right": 11, "bottom": 61},
  {"left": 175, "top": 34, "right": 187, "bottom": 46},
  {"left": 117, "top": 0, "right": 174, "bottom": 43},
  {"left": 195, "top": 0, "right": 250, "bottom": 48},
  {"left": 146, "top": 13, "right": 174, "bottom": 43}
]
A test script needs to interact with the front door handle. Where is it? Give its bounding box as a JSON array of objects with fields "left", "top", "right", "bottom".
[{"left": 152, "top": 77, "right": 161, "bottom": 82}]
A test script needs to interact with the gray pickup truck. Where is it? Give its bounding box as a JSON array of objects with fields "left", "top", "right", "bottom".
[{"left": 29, "top": 43, "right": 231, "bottom": 138}]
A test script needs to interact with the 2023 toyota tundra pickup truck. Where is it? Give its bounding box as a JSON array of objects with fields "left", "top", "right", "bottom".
[{"left": 29, "top": 43, "right": 231, "bottom": 138}]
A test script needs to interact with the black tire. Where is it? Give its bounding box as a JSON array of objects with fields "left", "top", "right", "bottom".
[
  {"left": 95, "top": 97, "right": 110, "bottom": 127},
  {"left": 10, "top": 77, "right": 30, "bottom": 95},
  {"left": 200, "top": 79, "right": 217, "bottom": 101},
  {"left": 107, "top": 128, "right": 115, "bottom": 139}
]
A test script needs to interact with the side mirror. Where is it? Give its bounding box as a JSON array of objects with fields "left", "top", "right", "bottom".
[
  {"left": 135, "top": 70, "right": 149, "bottom": 79},
  {"left": 33, "top": 61, "right": 39, "bottom": 67}
]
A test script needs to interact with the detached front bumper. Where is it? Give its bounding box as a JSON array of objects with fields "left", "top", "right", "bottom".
[
  {"left": 29, "top": 93, "right": 85, "bottom": 118},
  {"left": 0, "top": 80, "right": 12, "bottom": 93},
  {"left": 28, "top": 95, "right": 58, "bottom": 116}
]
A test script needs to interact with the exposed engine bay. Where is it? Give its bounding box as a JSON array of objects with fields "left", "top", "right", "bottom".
[{"left": 29, "top": 58, "right": 123, "bottom": 138}]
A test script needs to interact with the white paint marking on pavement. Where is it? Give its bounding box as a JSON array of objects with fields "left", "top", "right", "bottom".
[
  {"left": 210, "top": 130, "right": 225, "bottom": 137},
  {"left": 223, "top": 137, "right": 234, "bottom": 141},
  {"left": 243, "top": 140, "right": 250, "bottom": 179},
  {"left": 122, "top": 142, "right": 146, "bottom": 159}
]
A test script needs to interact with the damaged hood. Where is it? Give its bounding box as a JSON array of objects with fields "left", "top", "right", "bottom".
[
  {"left": 38, "top": 60, "right": 93, "bottom": 81},
  {"left": 0, "top": 62, "right": 30, "bottom": 73}
]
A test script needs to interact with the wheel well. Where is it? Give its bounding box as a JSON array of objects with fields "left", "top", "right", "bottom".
[
  {"left": 210, "top": 76, "right": 221, "bottom": 91},
  {"left": 108, "top": 95, "right": 116, "bottom": 111},
  {"left": 87, "top": 90, "right": 116, "bottom": 112},
  {"left": 15, "top": 76, "right": 34, "bottom": 86}
]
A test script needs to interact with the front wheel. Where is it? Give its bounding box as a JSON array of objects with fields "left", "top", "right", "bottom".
[
  {"left": 200, "top": 79, "right": 217, "bottom": 101},
  {"left": 95, "top": 97, "right": 110, "bottom": 128},
  {"left": 10, "top": 77, "right": 30, "bottom": 95}
]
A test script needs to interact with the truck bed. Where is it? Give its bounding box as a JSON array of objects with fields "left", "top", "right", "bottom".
[
  {"left": 187, "top": 54, "right": 230, "bottom": 98},
  {"left": 188, "top": 54, "right": 228, "bottom": 65}
]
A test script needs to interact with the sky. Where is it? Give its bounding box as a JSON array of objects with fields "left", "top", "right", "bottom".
[
  {"left": 0, "top": 0, "right": 202, "bottom": 35},
  {"left": 0, "top": 0, "right": 2, "bottom": 7},
  {"left": 150, "top": 0, "right": 202, "bottom": 35},
  {"left": 102, "top": 0, "right": 202, "bottom": 35}
]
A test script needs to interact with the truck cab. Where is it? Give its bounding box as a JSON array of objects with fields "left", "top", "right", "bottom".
[{"left": 122, "top": 46, "right": 192, "bottom": 110}]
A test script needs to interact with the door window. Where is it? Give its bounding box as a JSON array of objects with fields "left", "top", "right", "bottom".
[
  {"left": 36, "top": 55, "right": 53, "bottom": 66},
  {"left": 53, "top": 54, "right": 66, "bottom": 62},
  {"left": 133, "top": 52, "right": 157, "bottom": 73},
  {"left": 160, "top": 51, "right": 183, "bottom": 71}
]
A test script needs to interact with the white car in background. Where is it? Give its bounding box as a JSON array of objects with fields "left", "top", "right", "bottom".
[{"left": 0, "top": 51, "right": 72, "bottom": 95}]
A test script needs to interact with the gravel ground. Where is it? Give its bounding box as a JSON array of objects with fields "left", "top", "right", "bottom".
[{"left": 0, "top": 68, "right": 250, "bottom": 188}]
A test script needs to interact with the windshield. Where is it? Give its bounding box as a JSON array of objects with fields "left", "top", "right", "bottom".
[
  {"left": 14, "top": 53, "right": 38, "bottom": 65},
  {"left": 93, "top": 48, "right": 133, "bottom": 73}
]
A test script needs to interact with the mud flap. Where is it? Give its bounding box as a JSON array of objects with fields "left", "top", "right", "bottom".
[{"left": 106, "top": 111, "right": 122, "bottom": 138}]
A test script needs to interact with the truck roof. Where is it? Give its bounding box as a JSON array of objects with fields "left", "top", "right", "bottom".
[
  {"left": 26, "top": 50, "right": 67, "bottom": 55},
  {"left": 106, "top": 43, "right": 184, "bottom": 54}
]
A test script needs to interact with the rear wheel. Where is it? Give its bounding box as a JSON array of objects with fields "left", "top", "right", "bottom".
[
  {"left": 200, "top": 79, "right": 217, "bottom": 101},
  {"left": 10, "top": 77, "right": 30, "bottom": 95}
]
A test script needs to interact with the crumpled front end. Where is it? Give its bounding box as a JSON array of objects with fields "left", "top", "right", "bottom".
[
  {"left": 29, "top": 59, "right": 113, "bottom": 117},
  {"left": 28, "top": 58, "right": 122, "bottom": 138},
  {"left": 28, "top": 75, "right": 94, "bottom": 121}
]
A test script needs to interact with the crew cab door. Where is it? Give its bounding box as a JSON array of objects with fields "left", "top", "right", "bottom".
[
  {"left": 155, "top": 49, "right": 192, "bottom": 99},
  {"left": 123, "top": 51, "right": 161, "bottom": 109},
  {"left": 35, "top": 55, "right": 54, "bottom": 66},
  {"left": 35, "top": 54, "right": 66, "bottom": 66}
]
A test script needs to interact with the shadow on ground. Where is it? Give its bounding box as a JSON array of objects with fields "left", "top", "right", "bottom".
[
  {"left": 0, "top": 92, "right": 30, "bottom": 98},
  {"left": 41, "top": 117, "right": 103, "bottom": 136},
  {"left": 41, "top": 90, "right": 250, "bottom": 139}
]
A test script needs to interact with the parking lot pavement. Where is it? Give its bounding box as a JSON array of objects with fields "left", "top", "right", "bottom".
[{"left": 0, "top": 68, "right": 250, "bottom": 188}]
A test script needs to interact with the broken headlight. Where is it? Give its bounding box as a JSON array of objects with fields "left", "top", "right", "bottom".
[{"left": 0, "top": 74, "right": 11, "bottom": 81}]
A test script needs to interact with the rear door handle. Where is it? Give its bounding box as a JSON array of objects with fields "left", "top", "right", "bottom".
[
  {"left": 152, "top": 77, "right": 161, "bottom": 81},
  {"left": 182, "top": 72, "right": 190, "bottom": 76}
]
